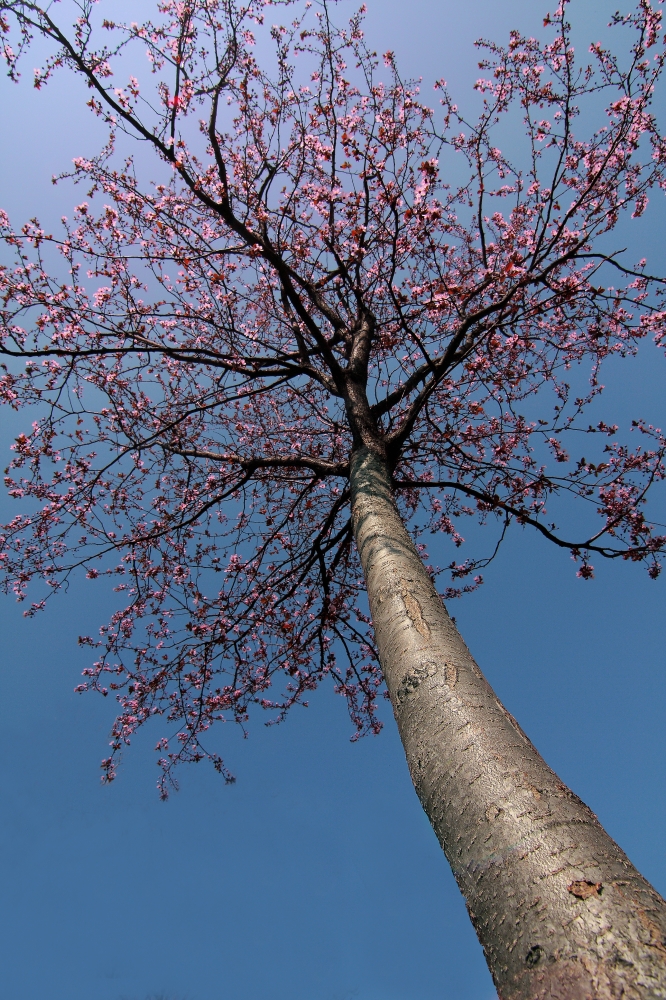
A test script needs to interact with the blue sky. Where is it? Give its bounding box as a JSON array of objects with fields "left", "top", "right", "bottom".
[{"left": 0, "top": 2, "right": 664, "bottom": 999}]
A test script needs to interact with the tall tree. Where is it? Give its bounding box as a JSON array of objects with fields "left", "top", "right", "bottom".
[{"left": 1, "top": 1, "right": 666, "bottom": 995}]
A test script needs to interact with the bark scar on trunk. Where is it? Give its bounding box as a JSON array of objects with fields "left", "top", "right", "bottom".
[
  {"left": 396, "top": 657, "right": 459, "bottom": 707},
  {"left": 400, "top": 577, "right": 430, "bottom": 638},
  {"left": 396, "top": 660, "right": 438, "bottom": 705},
  {"left": 568, "top": 879, "right": 602, "bottom": 900}
]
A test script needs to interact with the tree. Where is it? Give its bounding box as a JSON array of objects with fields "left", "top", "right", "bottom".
[{"left": 1, "top": 0, "right": 666, "bottom": 995}]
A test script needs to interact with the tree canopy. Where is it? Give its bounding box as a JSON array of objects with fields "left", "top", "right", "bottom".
[{"left": 1, "top": 0, "right": 665, "bottom": 795}]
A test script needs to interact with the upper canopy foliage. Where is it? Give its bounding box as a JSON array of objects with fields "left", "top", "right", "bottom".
[{"left": 0, "top": 0, "right": 665, "bottom": 792}]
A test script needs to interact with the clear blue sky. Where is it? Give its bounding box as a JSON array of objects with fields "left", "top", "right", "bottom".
[{"left": 0, "top": 3, "right": 664, "bottom": 999}]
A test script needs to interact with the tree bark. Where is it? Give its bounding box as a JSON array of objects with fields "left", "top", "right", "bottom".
[{"left": 350, "top": 446, "right": 666, "bottom": 1000}]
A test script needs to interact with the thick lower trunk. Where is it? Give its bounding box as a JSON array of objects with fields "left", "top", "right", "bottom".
[{"left": 350, "top": 447, "right": 666, "bottom": 1000}]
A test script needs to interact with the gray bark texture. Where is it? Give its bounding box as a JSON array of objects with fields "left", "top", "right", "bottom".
[{"left": 350, "top": 446, "right": 666, "bottom": 1000}]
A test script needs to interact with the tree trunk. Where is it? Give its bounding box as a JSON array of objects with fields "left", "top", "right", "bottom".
[{"left": 350, "top": 446, "right": 666, "bottom": 1000}]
